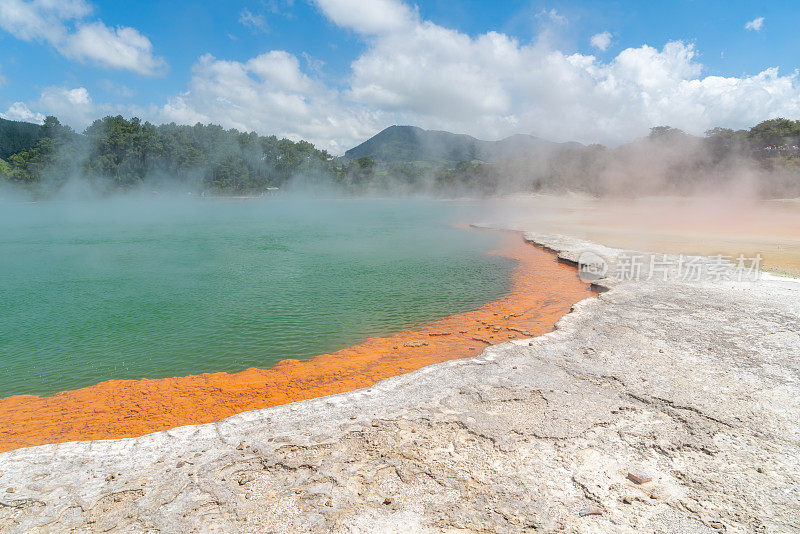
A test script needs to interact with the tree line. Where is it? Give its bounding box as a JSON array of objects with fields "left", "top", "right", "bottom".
[
  {"left": 2, "top": 115, "right": 800, "bottom": 197},
  {"left": 0, "top": 115, "right": 341, "bottom": 196}
]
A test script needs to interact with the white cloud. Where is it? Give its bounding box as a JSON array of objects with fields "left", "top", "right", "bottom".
[
  {"left": 0, "top": 0, "right": 165, "bottom": 75},
  {"left": 536, "top": 8, "right": 567, "bottom": 25},
  {"left": 590, "top": 31, "right": 612, "bottom": 51},
  {"left": 239, "top": 8, "right": 267, "bottom": 32},
  {"left": 23, "top": 0, "right": 793, "bottom": 154},
  {"left": 36, "top": 86, "right": 96, "bottom": 127},
  {"left": 307, "top": 0, "right": 800, "bottom": 147},
  {"left": 159, "top": 51, "right": 379, "bottom": 153},
  {"left": 0, "top": 102, "right": 46, "bottom": 124},
  {"left": 313, "top": 0, "right": 416, "bottom": 34},
  {"left": 745, "top": 16, "right": 764, "bottom": 31},
  {"left": 65, "top": 22, "right": 165, "bottom": 75}
]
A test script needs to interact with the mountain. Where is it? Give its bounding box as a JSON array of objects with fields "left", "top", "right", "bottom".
[
  {"left": 343, "top": 125, "right": 581, "bottom": 163},
  {"left": 0, "top": 117, "right": 42, "bottom": 160}
]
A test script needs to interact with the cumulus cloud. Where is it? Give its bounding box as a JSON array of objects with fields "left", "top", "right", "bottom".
[
  {"left": 590, "top": 31, "right": 612, "bottom": 51},
  {"left": 306, "top": 0, "right": 800, "bottom": 147},
  {"left": 314, "top": 0, "right": 416, "bottom": 34},
  {"left": 745, "top": 16, "right": 764, "bottom": 31},
  {"left": 159, "top": 51, "right": 380, "bottom": 153},
  {"left": 27, "top": 0, "right": 794, "bottom": 154},
  {"left": 36, "top": 86, "right": 96, "bottom": 127},
  {"left": 0, "top": 102, "right": 46, "bottom": 124},
  {"left": 0, "top": 0, "right": 165, "bottom": 75}
]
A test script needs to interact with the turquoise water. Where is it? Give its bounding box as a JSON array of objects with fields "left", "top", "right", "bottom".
[{"left": 0, "top": 197, "right": 513, "bottom": 397}]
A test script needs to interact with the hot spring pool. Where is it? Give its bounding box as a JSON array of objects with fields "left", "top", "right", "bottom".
[{"left": 0, "top": 196, "right": 513, "bottom": 397}]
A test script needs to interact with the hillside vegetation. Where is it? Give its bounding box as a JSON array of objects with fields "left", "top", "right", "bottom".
[
  {"left": 1, "top": 116, "right": 800, "bottom": 197},
  {"left": 0, "top": 117, "right": 42, "bottom": 160}
]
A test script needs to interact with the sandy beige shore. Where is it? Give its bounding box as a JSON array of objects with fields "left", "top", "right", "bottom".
[
  {"left": 484, "top": 195, "right": 800, "bottom": 275},
  {"left": 1, "top": 228, "right": 798, "bottom": 533}
]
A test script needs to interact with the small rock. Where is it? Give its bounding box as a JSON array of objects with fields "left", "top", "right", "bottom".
[
  {"left": 236, "top": 442, "right": 245, "bottom": 451},
  {"left": 528, "top": 342, "right": 534, "bottom": 346},
  {"left": 252, "top": 449, "right": 259, "bottom": 453},
  {"left": 245, "top": 493, "right": 252, "bottom": 500},
  {"left": 579, "top": 506, "right": 602, "bottom": 517},
  {"left": 709, "top": 520, "right": 725, "bottom": 530},
  {"left": 393, "top": 346, "right": 398, "bottom": 349},
  {"left": 649, "top": 493, "right": 660, "bottom": 500},
  {"left": 512, "top": 366, "right": 517, "bottom": 369},
  {"left": 627, "top": 471, "right": 652, "bottom": 484},
  {"left": 5, "top": 487, "right": 15, "bottom": 493},
  {"left": 325, "top": 499, "right": 333, "bottom": 506},
  {"left": 176, "top": 461, "right": 186, "bottom": 468},
  {"left": 383, "top": 497, "right": 392, "bottom": 505},
  {"left": 622, "top": 496, "right": 633, "bottom": 504},
  {"left": 404, "top": 340, "right": 428, "bottom": 347},
  {"left": 659, "top": 349, "right": 664, "bottom": 353},
  {"left": 756, "top": 466, "right": 765, "bottom": 474},
  {"left": 194, "top": 452, "right": 202, "bottom": 458},
  {"left": 350, "top": 415, "right": 357, "bottom": 420}
]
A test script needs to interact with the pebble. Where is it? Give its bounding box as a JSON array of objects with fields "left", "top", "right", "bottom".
[
  {"left": 627, "top": 471, "right": 652, "bottom": 484},
  {"left": 176, "top": 461, "right": 186, "bottom": 468},
  {"left": 579, "top": 506, "right": 602, "bottom": 517},
  {"left": 383, "top": 497, "right": 392, "bottom": 505},
  {"left": 236, "top": 442, "right": 245, "bottom": 451},
  {"left": 5, "top": 487, "right": 15, "bottom": 493},
  {"left": 404, "top": 340, "right": 428, "bottom": 347}
]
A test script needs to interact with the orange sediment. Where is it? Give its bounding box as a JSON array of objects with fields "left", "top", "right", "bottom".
[{"left": 0, "top": 233, "right": 592, "bottom": 453}]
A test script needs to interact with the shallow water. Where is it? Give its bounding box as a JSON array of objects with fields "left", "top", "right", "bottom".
[{"left": 0, "top": 196, "right": 512, "bottom": 397}]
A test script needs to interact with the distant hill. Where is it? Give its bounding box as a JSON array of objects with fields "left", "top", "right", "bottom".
[
  {"left": 343, "top": 125, "right": 581, "bottom": 163},
  {"left": 0, "top": 117, "right": 41, "bottom": 160}
]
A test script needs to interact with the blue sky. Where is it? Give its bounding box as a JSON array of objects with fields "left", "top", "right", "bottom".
[{"left": 0, "top": 0, "right": 798, "bottom": 153}]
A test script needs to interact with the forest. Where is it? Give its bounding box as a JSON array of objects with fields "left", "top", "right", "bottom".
[{"left": 1, "top": 115, "right": 800, "bottom": 197}]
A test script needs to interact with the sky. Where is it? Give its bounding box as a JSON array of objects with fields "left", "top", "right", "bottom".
[{"left": 0, "top": 0, "right": 799, "bottom": 154}]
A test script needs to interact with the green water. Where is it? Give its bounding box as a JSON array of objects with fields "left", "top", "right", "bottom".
[{"left": 0, "top": 197, "right": 513, "bottom": 397}]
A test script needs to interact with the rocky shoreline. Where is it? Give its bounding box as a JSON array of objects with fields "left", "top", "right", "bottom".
[{"left": 1, "top": 233, "right": 798, "bottom": 533}]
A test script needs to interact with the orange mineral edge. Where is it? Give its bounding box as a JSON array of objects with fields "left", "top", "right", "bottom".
[{"left": 0, "top": 232, "right": 593, "bottom": 453}]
